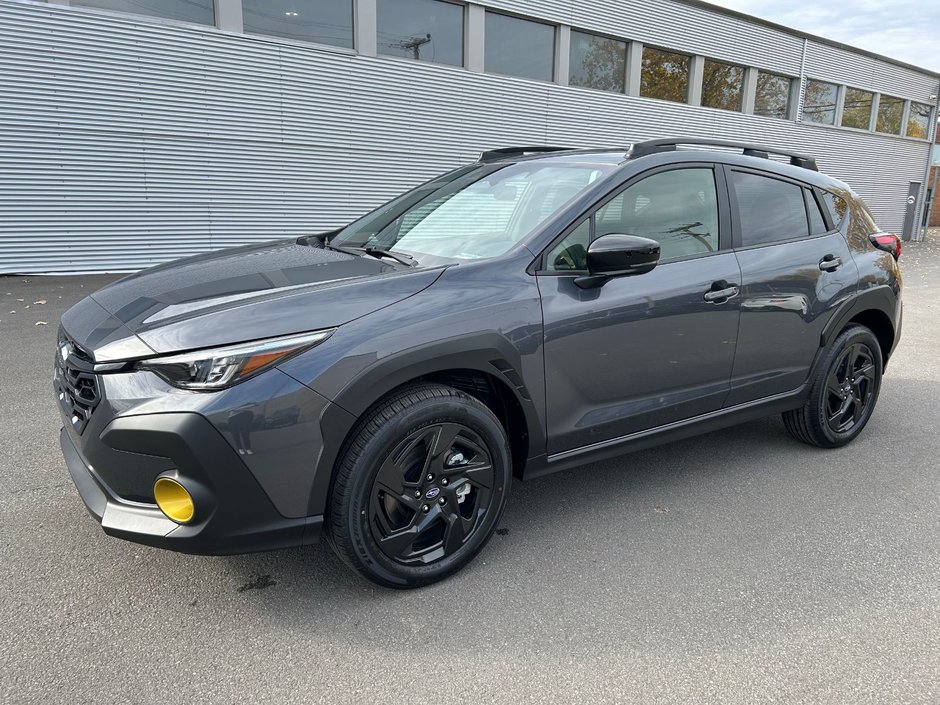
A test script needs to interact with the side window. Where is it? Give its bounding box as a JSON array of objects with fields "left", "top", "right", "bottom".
[
  {"left": 820, "top": 191, "right": 848, "bottom": 229},
  {"left": 596, "top": 168, "right": 720, "bottom": 261},
  {"left": 547, "top": 219, "right": 591, "bottom": 271},
  {"left": 731, "top": 171, "right": 808, "bottom": 246},
  {"left": 806, "top": 189, "right": 828, "bottom": 235}
]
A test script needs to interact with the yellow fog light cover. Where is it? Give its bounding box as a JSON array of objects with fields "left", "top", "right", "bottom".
[{"left": 153, "top": 477, "right": 195, "bottom": 524}]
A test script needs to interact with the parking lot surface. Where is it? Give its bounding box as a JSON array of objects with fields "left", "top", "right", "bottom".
[{"left": 2, "top": 240, "right": 939, "bottom": 704}]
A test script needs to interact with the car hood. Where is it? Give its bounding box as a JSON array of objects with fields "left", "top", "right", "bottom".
[{"left": 60, "top": 240, "right": 445, "bottom": 361}]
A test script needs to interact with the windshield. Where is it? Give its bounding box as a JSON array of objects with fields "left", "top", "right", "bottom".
[{"left": 332, "top": 160, "right": 615, "bottom": 263}]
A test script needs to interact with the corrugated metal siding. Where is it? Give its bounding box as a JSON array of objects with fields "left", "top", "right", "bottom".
[{"left": 0, "top": 0, "right": 934, "bottom": 273}]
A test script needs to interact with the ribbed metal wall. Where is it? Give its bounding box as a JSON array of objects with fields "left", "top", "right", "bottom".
[{"left": 0, "top": 0, "right": 936, "bottom": 273}]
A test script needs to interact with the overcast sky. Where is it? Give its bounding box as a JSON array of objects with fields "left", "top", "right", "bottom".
[{"left": 706, "top": 0, "right": 940, "bottom": 73}]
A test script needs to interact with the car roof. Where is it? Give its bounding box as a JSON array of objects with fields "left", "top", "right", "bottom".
[{"left": 481, "top": 144, "right": 850, "bottom": 194}]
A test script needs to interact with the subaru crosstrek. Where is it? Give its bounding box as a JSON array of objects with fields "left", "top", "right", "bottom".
[{"left": 56, "top": 138, "right": 903, "bottom": 588}]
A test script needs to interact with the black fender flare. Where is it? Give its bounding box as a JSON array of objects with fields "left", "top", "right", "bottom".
[{"left": 307, "top": 333, "right": 545, "bottom": 517}]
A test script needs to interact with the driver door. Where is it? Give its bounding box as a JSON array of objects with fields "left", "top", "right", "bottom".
[{"left": 536, "top": 165, "right": 741, "bottom": 455}]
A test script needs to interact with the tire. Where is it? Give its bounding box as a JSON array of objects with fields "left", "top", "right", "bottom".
[
  {"left": 326, "top": 383, "right": 512, "bottom": 589},
  {"left": 783, "top": 325, "right": 883, "bottom": 448}
]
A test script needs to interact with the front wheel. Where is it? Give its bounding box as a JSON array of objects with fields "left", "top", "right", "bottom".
[
  {"left": 326, "top": 384, "right": 511, "bottom": 588},
  {"left": 783, "top": 325, "right": 883, "bottom": 448}
]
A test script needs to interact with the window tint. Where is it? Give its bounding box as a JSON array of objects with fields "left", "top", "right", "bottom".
[
  {"left": 547, "top": 219, "right": 591, "bottom": 271},
  {"left": 569, "top": 30, "right": 626, "bottom": 93},
  {"left": 907, "top": 102, "right": 932, "bottom": 139},
  {"left": 71, "top": 0, "right": 213, "bottom": 23},
  {"left": 803, "top": 80, "right": 839, "bottom": 125},
  {"left": 485, "top": 12, "right": 555, "bottom": 82},
  {"left": 731, "top": 172, "right": 809, "bottom": 246},
  {"left": 841, "top": 88, "right": 873, "bottom": 130},
  {"left": 701, "top": 60, "right": 744, "bottom": 112},
  {"left": 377, "top": 0, "right": 463, "bottom": 66},
  {"left": 876, "top": 96, "right": 904, "bottom": 135},
  {"left": 596, "top": 169, "right": 719, "bottom": 261},
  {"left": 754, "top": 72, "right": 792, "bottom": 119},
  {"left": 243, "top": 0, "right": 353, "bottom": 48},
  {"left": 806, "top": 190, "right": 828, "bottom": 235},
  {"left": 820, "top": 192, "right": 848, "bottom": 228},
  {"left": 640, "top": 48, "right": 690, "bottom": 104}
]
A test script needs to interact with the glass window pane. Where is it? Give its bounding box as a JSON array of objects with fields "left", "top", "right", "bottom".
[
  {"left": 547, "top": 219, "right": 591, "bottom": 271},
  {"left": 806, "top": 190, "right": 828, "bottom": 235},
  {"left": 754, "top": 72, "right": 792, "bottom": 119},
  {"left": 841, "top": 88, "right": 874, "bottom": 130},
  {"left": 71, "top": 0, "right": 214, "bottom": 24},
  {"left": 568, "top": 30, "right": 626, "bottom": 93},
  {"left": 596, "top": 169, "right": 719, "bottom": 261},
  {"left": 701, "top": 60, "right": 743, "bottom": 111},
  {"left": 803, "top": 80, "right": 839, "bottom": 125},
  {"left": 876, "top": 96, "right": 904, "bottom": 134},
  {"left": 731, "top": 172, "right": 809, "bottom": 246},
  {"left": 484, "top": 12, "right": 555, "bottom": 82},
  {"left": 907, "top": 102, "right": 932, "bottom": 139},
  {"left": 377, "top": 0, "right": 463, "bottom": 66},
  {"left": 640, "top": 48, "right": 690, "bottom": 103},
  {"left": 243, "top": 0, "right": 353, "bottom": 48},
  {"left": 821, "top": 191, "right": 848, "bottom": 227}
]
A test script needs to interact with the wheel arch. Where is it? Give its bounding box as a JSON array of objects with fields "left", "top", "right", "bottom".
[
  {"left": 819, "top": 286, "right": 898, "bottom": 368},
  {"left": 307, "top": 336, "right": 545, "bottom": 517}
]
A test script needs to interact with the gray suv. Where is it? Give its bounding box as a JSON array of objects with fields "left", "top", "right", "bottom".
[{"left": 55, "top": 138, "right": 903, "bottom": 588}]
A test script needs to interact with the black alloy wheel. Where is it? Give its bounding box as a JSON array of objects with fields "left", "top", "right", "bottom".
[
  {"left": 783, "top": 325, "right": 883, "bottom": 448},
  {"left": 370, "top": 423, "right": 495, "bottom": 565},
  {"left": 327, "top": 384, "right": 511, "bottom": 588},
  {"left": 824, "top": 343, "right": 877, "bottom": 434}
]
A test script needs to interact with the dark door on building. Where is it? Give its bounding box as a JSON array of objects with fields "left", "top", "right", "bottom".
[{"left": 902, "top": 181, "right": 921, "bottom": 240}]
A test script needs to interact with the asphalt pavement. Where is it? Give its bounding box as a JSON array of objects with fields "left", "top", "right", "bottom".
[{"left": 1, "top": 241, "right": 939, "bottom": 704}]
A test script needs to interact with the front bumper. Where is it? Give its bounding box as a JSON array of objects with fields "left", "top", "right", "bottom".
[{"left": 60, "top": 413, "right": 323, "bottom": 555}]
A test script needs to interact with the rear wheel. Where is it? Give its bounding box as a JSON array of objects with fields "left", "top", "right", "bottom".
[
  {"left": 326, "top": 384, "right": 511, "bottom": 588},
  {"left": 783, "top": 325, "right": 882, "bottom": 448}
]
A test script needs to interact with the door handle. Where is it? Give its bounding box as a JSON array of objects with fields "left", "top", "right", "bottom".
[
  {"left": 819, "top": 254, "right": 842, "bottom": 272},
  {"left": 703, "top": 284, "right": 739, "bottom": 303}
]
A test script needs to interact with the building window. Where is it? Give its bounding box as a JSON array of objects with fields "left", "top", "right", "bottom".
[
  {"left": 802, "top": 80, "right": 838, "bottom": 125},
  {"left": 242, "top": 0, "right": 353, "bottom": 49},
  {"left": 754, "top": 72, "right": 792, "bottom": 119},
  {"left": 907, "top": 102, "right": 932, "bottom": 139},
  {"left": 377, "top": 0, "right": 463, "bottom": 66},
  {"left": 841, "top": 88, "right": 874, "bottom": 130},
  {"left": 70, "top": 0, "right": 214, "bottom": 24},
  {"left": 640, "top": 47, "right": 690, "bottom": 103},
  {"left": 484, "top": 12, "right": 555, "bottom": 82},
  {"left": 701, "top": 59, "right": 743, "bottom": 111},
  {"left": 568, "top": 30, "right": 626, "bottom": 93},
  {"left": 876, "top": 96, "right": 904, "bottom": 134}
]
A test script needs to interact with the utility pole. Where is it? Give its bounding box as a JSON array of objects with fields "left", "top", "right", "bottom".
[{"left": 397, "top": 33, "right": 431, "bottom": 60}]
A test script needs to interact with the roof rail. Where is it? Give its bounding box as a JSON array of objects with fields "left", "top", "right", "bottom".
[
  {"left": 629, "top": 138, "right": 818, "bottom": 171},
  {"left": 479, "top": 146, "right": 572, "bottom": 162}
]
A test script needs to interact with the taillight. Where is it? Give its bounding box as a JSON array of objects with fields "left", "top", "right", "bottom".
[{"left": 870, "top": 233, "right": 901, "bottom": 261}]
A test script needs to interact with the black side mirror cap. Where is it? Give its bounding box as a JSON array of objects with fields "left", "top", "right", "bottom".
[{"left": 574, "top": 234, "right": 661, "bottom": 289}]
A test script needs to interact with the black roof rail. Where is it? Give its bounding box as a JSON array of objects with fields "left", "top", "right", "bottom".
[
  {"left": 479, "top": 146, "right": 573, "bottom": 162},
  {"left": 629, "top": 137, "right": 818, "bottom": 171}
]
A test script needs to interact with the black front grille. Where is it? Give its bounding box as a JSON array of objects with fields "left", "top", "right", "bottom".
[{"left": 54, "top": 329, "right": 100, "bottom": 435}]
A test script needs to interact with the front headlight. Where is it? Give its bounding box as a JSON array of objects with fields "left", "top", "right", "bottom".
[{"left": 136, "top": 329, "right": 334, "bottom": 391}]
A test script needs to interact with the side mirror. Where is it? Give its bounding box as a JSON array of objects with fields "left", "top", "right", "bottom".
[{"left": 575, "top": 234, "right": 661, "bottom": 289}]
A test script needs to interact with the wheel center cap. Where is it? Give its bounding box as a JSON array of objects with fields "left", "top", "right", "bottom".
[{"left": 424, "top": 486, "right": 441, "bottom": 500}]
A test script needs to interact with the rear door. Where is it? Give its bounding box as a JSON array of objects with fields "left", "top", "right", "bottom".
[
  {"left": 725, "top": 167, "right": 858, "bottom": 405},
  {"left": 537, "top": 164, "right": 742, "bottom": 454}
]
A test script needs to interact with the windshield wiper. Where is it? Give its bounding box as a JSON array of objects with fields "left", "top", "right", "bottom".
[{"left": 359, "top": 246, "right": 416, "bottom": 267}]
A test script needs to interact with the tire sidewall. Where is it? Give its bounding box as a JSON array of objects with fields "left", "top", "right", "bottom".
[{"left": 342, "top": 396, "right": 511, "bottom": 588}]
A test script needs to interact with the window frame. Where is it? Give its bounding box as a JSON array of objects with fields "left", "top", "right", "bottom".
[
  {"left": 639, "top": 46, "right": 693, "bottom": 104},
  {"left": 700, "top": 58, "right": 745, "bottom": 113},
  {"left": 534, "top": 162, "right": 732, "bottom": 275},
  {"left": 724, "top": 165, "right": 837, "bottom": 251},
  {"left": 567, "top": 27, "right": 628, "bottom": 94},
  {"left": 802, "top": 79, "right": 840, "bottom": 126},
  {"left": 754, "top": 71, "right": 794, "bottom": 120},
  {"left": 839, "top": 86, "right": 875, "bottom": 131}
]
